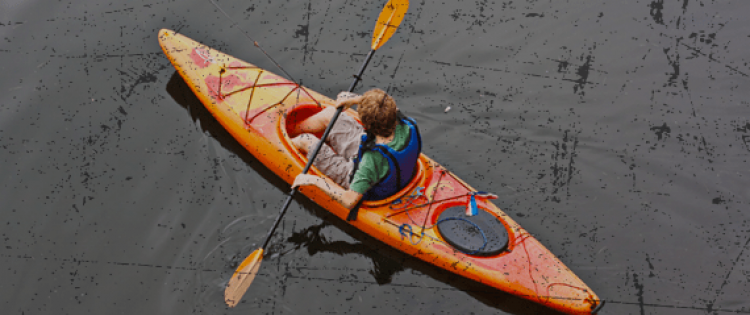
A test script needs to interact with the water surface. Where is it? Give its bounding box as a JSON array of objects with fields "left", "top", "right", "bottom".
[{"left": 1, "top": 0, "right": 749, "bottom": 314}]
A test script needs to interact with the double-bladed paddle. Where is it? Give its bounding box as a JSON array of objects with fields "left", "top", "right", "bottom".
[{"left": 224, "top": 0, "right": 409, "bottom": 307}]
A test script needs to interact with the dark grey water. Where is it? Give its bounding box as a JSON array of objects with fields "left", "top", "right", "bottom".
[{"left": 2, "top": 0, "right": 749, "bottom": 314}]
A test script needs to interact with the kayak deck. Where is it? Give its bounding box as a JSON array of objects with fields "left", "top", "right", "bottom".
[{"left": 158, "top": 28, "right": 602, "bottom": 315}]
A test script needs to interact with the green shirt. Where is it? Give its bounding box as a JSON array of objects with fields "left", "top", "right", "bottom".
[{"left": 350, "top": 123, "right": 409, "bottom": 195}]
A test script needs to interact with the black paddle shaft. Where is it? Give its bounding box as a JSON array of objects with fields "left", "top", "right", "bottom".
[{"left": 261, "top": 50, "right": 376, "bottom": 250}]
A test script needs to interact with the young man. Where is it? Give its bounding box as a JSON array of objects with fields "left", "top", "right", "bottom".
[{"left": 290, "top": 88, "right": 421, "bottom": 211}]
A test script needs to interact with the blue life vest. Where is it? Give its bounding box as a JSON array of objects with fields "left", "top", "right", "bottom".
[{"left": 351, "top": 115, "right": 422, "bottom": 201}]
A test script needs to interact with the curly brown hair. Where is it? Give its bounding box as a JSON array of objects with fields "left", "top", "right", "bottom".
[{"left": 357, "top": 89, "right": 398, "bottom": 137}]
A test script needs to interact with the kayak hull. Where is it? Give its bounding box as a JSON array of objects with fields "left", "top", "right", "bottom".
[{"left": 158, "top": 29, "right": 602, "bottom": 315}]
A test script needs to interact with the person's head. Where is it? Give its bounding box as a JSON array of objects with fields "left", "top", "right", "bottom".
[{"left": 357, "top": 88, "right": 398, "bottom": 137}]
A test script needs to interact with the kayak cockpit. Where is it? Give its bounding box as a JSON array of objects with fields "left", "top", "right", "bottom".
[{"left": 280, "top": 103, "right": 430, "bottom": 206}]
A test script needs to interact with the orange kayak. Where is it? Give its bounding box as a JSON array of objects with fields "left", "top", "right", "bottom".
[{"left": 158, "top": 29, "right": 603, "bottom": 315}]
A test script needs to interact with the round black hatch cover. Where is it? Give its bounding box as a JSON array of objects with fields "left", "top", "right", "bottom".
[{"left": 436, "top": 206, "right": 509, "bottom": 256}]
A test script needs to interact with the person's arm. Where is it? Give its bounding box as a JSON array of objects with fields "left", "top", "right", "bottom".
[{"left": 292, "top": 174, "right": 363, "bottom": 209}]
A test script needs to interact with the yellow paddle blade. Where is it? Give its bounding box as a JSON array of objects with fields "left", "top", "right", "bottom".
[
  {"left": 224, "top": 248, "right": 264, "bottom": 307},
  {"left": 371, "top": 0, "right": 409, "bottom": 50}
]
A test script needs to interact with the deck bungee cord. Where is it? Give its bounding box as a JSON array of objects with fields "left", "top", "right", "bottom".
[
  {"left": 398, "top": 218, "right": 489, "bottom": 255},
  {"left": 386, "top": 170, "right": 496, "bottom": 228},
  {"left": 390, "top": 169, "right": 495, "bottom": 255},
  {"left": 204, "top": 0, "right": 323, "bottom": 124}
]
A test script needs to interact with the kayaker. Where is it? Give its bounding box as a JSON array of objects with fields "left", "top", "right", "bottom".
[{"left": 290, "top": 88, "right": 421, "bottom": 211}]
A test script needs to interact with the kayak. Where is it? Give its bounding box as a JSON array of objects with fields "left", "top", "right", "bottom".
[{"left": 158, "top": 28, "right": 603, "bottom": 315}]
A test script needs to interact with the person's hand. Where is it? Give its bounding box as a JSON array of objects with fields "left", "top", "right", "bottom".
[
  {"left": 335, "top": 92, "right": 360, "bottom": 109},
  {"left": 291, "top": 174, "right": 320, "bottom": 189}
]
